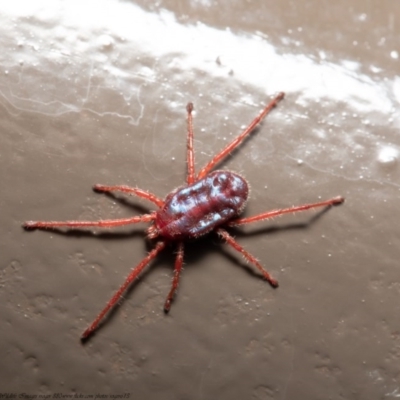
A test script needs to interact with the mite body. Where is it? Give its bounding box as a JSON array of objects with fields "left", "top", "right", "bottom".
[{"left": 150, "top": 170, "right": 248, "bottom": 240}]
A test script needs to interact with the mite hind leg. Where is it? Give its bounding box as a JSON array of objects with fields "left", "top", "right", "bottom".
[
  {"left": 217, "top": 228, "right": 278, "bottom": 287},
  {"left": 164, "top": 242, "right": 184, "bottom": 312},
  {"left": 197, "top": 92, "right": 285, "bottom": 179}
]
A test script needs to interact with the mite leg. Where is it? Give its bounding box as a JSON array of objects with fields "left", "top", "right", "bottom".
[
  {"left": 82, "top": 240, "right": 167, "bottom": 339},
  {"left": 228, "top": 196, "right": 344, "bottom": 227},
  {"left": 197, "top": 92, "right": 285, "bottom": 179},
  {"left": 217, "top": 228, "right": 278, "bottom": 287},
  {"left": 186, "top": 103, "right": 196, "bottom": 184},
  {"left": 23, "top": 213, "right": 156, "bottom": 230},
  {"left": 164, "top": 242, "right": 184, "bottom": 312},
  {"left": 93, "top": 185, "right": 163, "bottom": 208}
]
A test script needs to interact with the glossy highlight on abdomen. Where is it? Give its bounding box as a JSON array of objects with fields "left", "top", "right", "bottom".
[{"left": 155, "top": 170, "right": 248, "bottom": 240}]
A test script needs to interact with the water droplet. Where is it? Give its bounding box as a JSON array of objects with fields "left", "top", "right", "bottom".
[
  {"left": 358, "top": 13, "right": 367, "bottom": 22},
  {"left": 98, "top": 35, "right": 114, "bottom": 51},
  {"left": 377, "top": 146, "right": 399, "bottom": 167},
  {"left": 390, "top": 50, "right": 399, "bottom": 59}
]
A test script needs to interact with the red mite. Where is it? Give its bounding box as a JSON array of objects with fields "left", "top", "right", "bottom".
[{"left": 23, "top": 92, "right": 344, "bottom": 339}]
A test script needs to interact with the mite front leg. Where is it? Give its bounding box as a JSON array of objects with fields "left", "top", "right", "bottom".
[
  {"left": 82, "top": 241, "right": 167, "bottom": 339},
  {"left": 23, "top": 213, "right": 156, "bottom": 230}
]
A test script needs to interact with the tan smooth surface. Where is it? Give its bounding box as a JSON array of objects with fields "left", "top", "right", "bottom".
[{"left": 1, "top": 1, "right": 399, "bottom": 398}]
